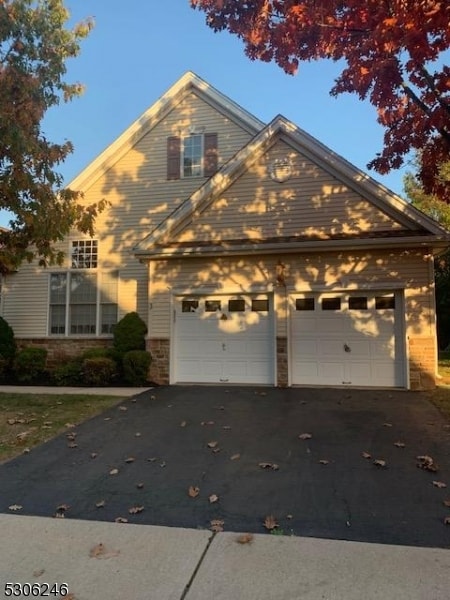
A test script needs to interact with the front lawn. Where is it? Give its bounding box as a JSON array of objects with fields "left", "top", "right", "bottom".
[{"left": 0, "top": 393, "right": 123, "bottom": 463}]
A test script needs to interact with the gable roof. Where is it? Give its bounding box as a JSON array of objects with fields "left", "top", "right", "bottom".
[
  {"left": 134, "top": 115, "right": 450, "bottom": 258},
  {"left": 67, "top": 71, "right": 264, "bottom": 193}
]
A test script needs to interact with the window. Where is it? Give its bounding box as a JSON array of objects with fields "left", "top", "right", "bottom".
[
  {"left": 182, "top": 299, "right": 199, "bottom": 313},
  {"left": 71, "top": 240, "right": 98, "bottom": 269},
  {"left": 49, "top": 271, "right": 118, "bottom": 336},
  {"left": 167, "top": 133, "right": 218, "bottom": 179},
  {"left": 322, "top": 297, "right": 341, "bottom": 310},
  {"left": 252, "top": 298, "right": 269, "bottom": 312},
  {"left": 228, "top": 299, "right": 245, "bottom": 312},
  {"left": 296, "top": 298, "right": 315, "bottom": 311},
  {"left": 348, "top": 296, "right": 368, "bottom": 310},
  {"left": 375, "top": 295, "right": 395, "bottom": 310},
  {"left": 205, "top": 300, "right": 221, "bottom": 312}
]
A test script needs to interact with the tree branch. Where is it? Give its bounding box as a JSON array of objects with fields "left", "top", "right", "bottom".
[{"left": 402, "top": 82, "right": 450, "bottom": 146}]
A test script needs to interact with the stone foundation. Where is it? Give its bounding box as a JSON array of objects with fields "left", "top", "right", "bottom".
[
  {"left": 147, "top": 338, "right": 170, "bottom": 385},
  {"left": 408, "top": 337, "right": 436, "bottom": 390},
  {"left": 16, "top": 338, "right": 113, "bottom": 368},
  {"left": 276, "top": 337, "right": 288, "bottom": 387}
]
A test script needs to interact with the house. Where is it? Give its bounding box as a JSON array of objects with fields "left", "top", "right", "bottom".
[{"left": 2, "top": 72, "right": 449, "bottom": 390}]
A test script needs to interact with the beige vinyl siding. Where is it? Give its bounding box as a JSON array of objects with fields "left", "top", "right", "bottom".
[
  {"left": 3, "top": 91, "right": 253, "bottom": 337},
  {"left": 149, "top": 249, "right": 434, "bottom": 340},
  {"left": 176, "top": 140, "right": 404, "bottom": 244}
]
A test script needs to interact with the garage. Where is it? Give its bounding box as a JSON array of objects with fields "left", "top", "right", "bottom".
[
  {"left": 290, "top": 291, "right": 405, "bottom": 387},
  {"left": 173, "top": 294, "right": 274, "bottom": 384}
]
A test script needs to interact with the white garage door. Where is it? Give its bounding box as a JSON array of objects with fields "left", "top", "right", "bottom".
[
  {"left": 290, "top": 292, "right": 404, "bottom": 387},
  {"left": 174, "top": 294, "right": 274, "bottom": 384}
]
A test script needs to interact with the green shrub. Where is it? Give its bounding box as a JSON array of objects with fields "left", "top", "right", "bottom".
[
  {"left": 81, "top": 347, "right": 121, "bottom": 362},
  {"left": 13, "top": 347, "right": 48, "bottom": 383},
  {"left": 81, "top": 356, "right": 117, "bottom": 386},
  {"left": 0, "top": 316, "right": 16, "bottom": 364},
  {"left": 52, "top": 358, "right": 83, "bottom": 386},
  {"left": 113, "top": 312, "right": 147, "bottom": 355},
  {"left": 122, "top": 350, "right": 152, "bottom": 386}
]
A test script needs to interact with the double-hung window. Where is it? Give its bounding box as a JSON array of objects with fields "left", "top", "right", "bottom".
[
  {"left": 49, "top": 240, "right": 118, "bottom": 336},
  {"left": 167, "top": 132, "right": 218, "bottom": 179}
]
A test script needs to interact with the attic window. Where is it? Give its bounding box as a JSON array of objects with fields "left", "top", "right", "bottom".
[
  {"left": 167, "top": 133, "right": 218, "bottom": 179},
  {"left": 71, "top": 240, "right": 98, "bottom": 269}
]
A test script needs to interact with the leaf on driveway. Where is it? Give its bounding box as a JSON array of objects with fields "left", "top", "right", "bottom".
[
  {"left": 33, "top": 569, "right": 45, "bottom": 578},
  {"left": 383, "top": 423, "right": 393, "bottom": 427},
  {"left": 443, "top": 499, "right": 450, "bottom": 507},
  {"left": 298, "top": 433, "right": 312, "bottom": 440},
  {"left": 109, "top": 468, "right": 119, "bottom": 476},
  {"left": 66, "top": 432, "right": 77, "bottom": 441},
  {"left": 67, "top": 442, "right": 78, "bottom": 449},
  {"left": 180, "top": 421, "right": 187, "bottom": 427},
  {"left": 115, "top": 517, "right": 128, "bottom": 523},
  {"left": 258, "top": 462, "right": 279, "bottom": 471},
  {"left": 210, "top": 519, "right": 224, "bottom": 532},
  {"left": 118, "top": 406, "right": 128, "bottom": 412},
  {"left": 373, "top": 459, "right": 387, "bottom": 468},
  {"left": 90, "top": 453, "right": 98, "bottom": 459},
  {"left": 65, "top": 423, "right": 76, "bottom": 428},
  {"left": 89, "top": 543, "right": 120, "bottom": 559},
  {"left": 230, "top": 453, "right": 241, "bottom": 461},
  {"left": 417, "top": 455, "right": 439, "bottom": 472},
  {"left": 56, "top": 504, "right": 70, "bottom": 512},
  {"left": 236, "top": 533, "right": 254, "bottom": 544},
  {"left": 188, "top": 486, "right": 200, "bottom": 498},
  {"left": 125, "top": 457, "right": 135, "bottom": 464},
  {"left": 128, "top": 506, "right": 144, "bottom": 515},
  {"left": 263, "top": 515, "right": 278, "bottom": 530},
  {"left": 207, "top": 441, "right": 218, "bottom": 449},
  {"left": 362, "top": 451, "right": 372, "bottom": 459},
  {"left": 135, "top": 432, "right": 141, "bottom": 437},
  {"left": 319, "top": 459, "right": 330, "bottom": 465},
  {"left": 209, "top": 494, "right": 219, "bottom": 504},
  {"left": 444, "top": 517, "right": 450, "bottom": 525},
  {"left": 433, "top": 481, "right": 447, "bottom": 489},
  {"left": 222, "top": 425, "right": 231, "bottom": 430},
  {"left": 201, "top": 421, "right": 215, "bottom": 426},
  {"left": 8, "top": 504, "right": 22, "bottom": 511},
  {"left": 393, "top": 441, "right": 406, "bottom": 448},
  {"left": 95, "top": 500, "right": 106, "bottom": 508},
  {"left": 136, "top": 483, "right": 144, "bottom": 489}
]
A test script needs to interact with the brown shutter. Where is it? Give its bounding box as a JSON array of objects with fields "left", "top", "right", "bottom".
[
  {"left": 204, "top": 133, "right": 218, "bottom": 177},
  {"left": 167, "top": 136, "right": 181, "bottom": 180}
]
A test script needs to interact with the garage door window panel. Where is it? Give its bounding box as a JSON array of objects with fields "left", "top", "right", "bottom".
[
  {"left": 349, "top": 297, "right": 368, "bottom": 310},
  {"left": 182, "top": 299, "right": 199, "bottom": 313},
  {"left": 375, "top": 295, "right": 396, "bottom": 309},
  {"left": 228, "top": 299, "right": 245, "bottom": 312},
  {"left": 322, "top": 297, "right": 341, "bottom": 310},
  {"left": 296, "top": 298, "right": 315, "bottom": 311},
  {"left": 205, "top": 300, "right": 221, "bottom": 312}
]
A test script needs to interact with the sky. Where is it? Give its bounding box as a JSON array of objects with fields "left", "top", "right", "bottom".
[{"left": 1, "top": 1, "right": 422, "bottom": 226}]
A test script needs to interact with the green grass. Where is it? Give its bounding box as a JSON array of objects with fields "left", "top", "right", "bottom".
[
  {"left": 438, "top": 351, "right": 450, "bottom": 379},
  {"left": 0, "top": 393, "right": 123, "bottom": 463}
]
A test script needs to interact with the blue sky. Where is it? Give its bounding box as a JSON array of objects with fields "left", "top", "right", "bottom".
[{"left": 6, "top": 1, "right": 421, "bottom": 226}]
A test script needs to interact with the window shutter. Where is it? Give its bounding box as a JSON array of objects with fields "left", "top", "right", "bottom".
[
  {"left": 204, "top": 133, "right": 218, "bottom": 177},
  {"left": 167, "top": 136, "right": 181, "bottom": 180}
]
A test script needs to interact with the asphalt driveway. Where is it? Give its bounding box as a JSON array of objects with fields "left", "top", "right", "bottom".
[{"left": 1, "top": 386, "right": 449, "bottom": 548}]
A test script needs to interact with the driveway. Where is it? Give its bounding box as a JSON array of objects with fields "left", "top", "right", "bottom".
[{"left": 0, "top": 386, "right": 449, "bottom": 548}]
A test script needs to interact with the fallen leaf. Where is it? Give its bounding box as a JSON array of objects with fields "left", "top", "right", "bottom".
[
  {"left": 444, "top": 516, "right": 450, "bottom": 525},
  {"left": 394, "top": 441, "right": 406, "bottom": 448},
  {"left": 383, "top": 423, "right": 393, "bottom": 427},
  {"left": 118, "top": 406, "right": 127, "bottom": 412},
  {"left": 160, "top": 461, "right": 166, "bottom": 468},
  {"left": 286, "top": 514, "right": 293, "bottom": 519},
  {"left": 136, "top": 483, "right": 144, "bottom": 489},
  {"left": 373, "top": 459, "right": 387, "bottom": 468},
  {"left": 209, "top": 494, "right": 219, "bottom": 504},
  {"left": 89, "top": 543, "right": 120, "bottom": 559},
  {"left": 128, "top": 505, "right": 144, "bottom": 514},
  {"left": 90, "top": 453, "right": 98, "bottom": 459},
  {"left": 115, "top": 517, "right": 128, "bottom": 523},
  {"left": 180, "top": 421, "right": 187, "bottom": 427},
  {"left": 33, "top": 569, "right": 45, "bottom": 577},
  {"left": 222, "top": 425, "right": 231, "bottom": 430},
  {"left": 236, "top": 533, "right": 254, "bottom": 544},
  {"left": 210, "top": 519, "right": 224, "bottom": 532},
  {"left": 67, "top": 442, "right": 78, "bottom": 449},
  {"left": 362, "top": 451, "right": 372, "bottom": 459},
  {"left": 104, "top": 417, "right": 111, "bottom": 421},
  {"left": 433, "top": 481, "right": 447, "bottom": 489},
  {"left": 298, "top": 433, "right": 312, "bottom": 440},
  {"left": 230, "top": 453, "right": 241, "bottom": 461},
  {"left": 65, "top": 423, "right": 76, "bottom": 428},
  {"left": 212, "top": 447, "right": 221, "bottom": 454},
  {"left": 135, "top": 432, "right": 141, "bottom": 437},
  {"left": 417, "top": 455, "right": 439, "bottom": 472},
  {"left": 258, "top": 462, "right": 279, "bottom": 471},
  {"left": 125, "top": 457, "right": 135, "bottom": 463},
  {"left": 8, "top": 504, "right": 22, "bottom": 511},
  {"left": 95, "top": 500, "right": 106, "bottom": 508},
  {"left": 66, "top": 432, "right": 77, "bottom": 440},
  {"left": 319, "top": 459, "right": 330, "bottom": 465},
  {"left": 147, "top": 457, "right": 157, "bottom": 462},
  {"left": 188, "top": 486, "right": 200, "bottom": 498},
  {"left": 443, "top": 499, "right": 450, "bottom": 507},
  {"left": 56, "top": 503, "right": 70, "bottom": 512},
  {"left": 263, "top": 515, "right": 278, "bottom": 530},
  {"left": 207, "top": 441, "right": 218, "bottom": 449},
  {"left": 7, "top": 418, "right": 17, "bottom": 425},
  {"left": 53, "top": 512, "right": 65, "bottom": 519},
  {"left": 109, "top": 468, "right": 119, "bottom": 476}
]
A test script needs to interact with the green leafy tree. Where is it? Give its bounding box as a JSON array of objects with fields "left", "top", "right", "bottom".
[
  {"left": 405, "top": 160, "right": 450, "bottom": 349},
  {"left": 0, "top": 0, "right": 106, "bottom": 274}
]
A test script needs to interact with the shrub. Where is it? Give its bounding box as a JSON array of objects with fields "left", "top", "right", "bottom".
[
  {"left": 113, "top": 312, "right": 147, "bottom": 355},
  {"left": 0, "top": 316, "right": 16, "bottom": 364},
  {"left": 122, "top": 350, "right": 152, "bottom": 386},
  {"left": 52, "top": 358, "right": 83, "bottom": 386},
  {"left": 13, "top": 347, "right": 48, "bottom": 383},
  {"left": 81, "top": 356, "right": 117, "bottom": 386}
]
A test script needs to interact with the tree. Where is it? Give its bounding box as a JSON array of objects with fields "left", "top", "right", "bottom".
[
  {"left": 191, "top": 0, "right": 450, "bottom": 200},
  {"left": 404, "top": 160, "right": 450, "bottom": 349},
  {"left": 0, "top": 0, "right": 105, "bottom": 274}
]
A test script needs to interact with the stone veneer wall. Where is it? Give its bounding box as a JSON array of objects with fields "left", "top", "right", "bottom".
[
  {"left": 276, "top": 337, "right": 288, "bottom": 387},
  {"left": 408, "top": 337, "right": 436, "bottom": 390},
  {"left": 16, "top": 338, "right": 112, "bottom": 368},
  {"left": 147, "top": 338, "right": 170, "bottom": 384}
]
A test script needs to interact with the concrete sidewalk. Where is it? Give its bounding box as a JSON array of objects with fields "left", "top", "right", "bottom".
[
  {"left": 0, "top": 385, "right": 152, "bottom": 397},
  {"left": 0, "top": 515, "right": 449, "bottom": 600}
]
